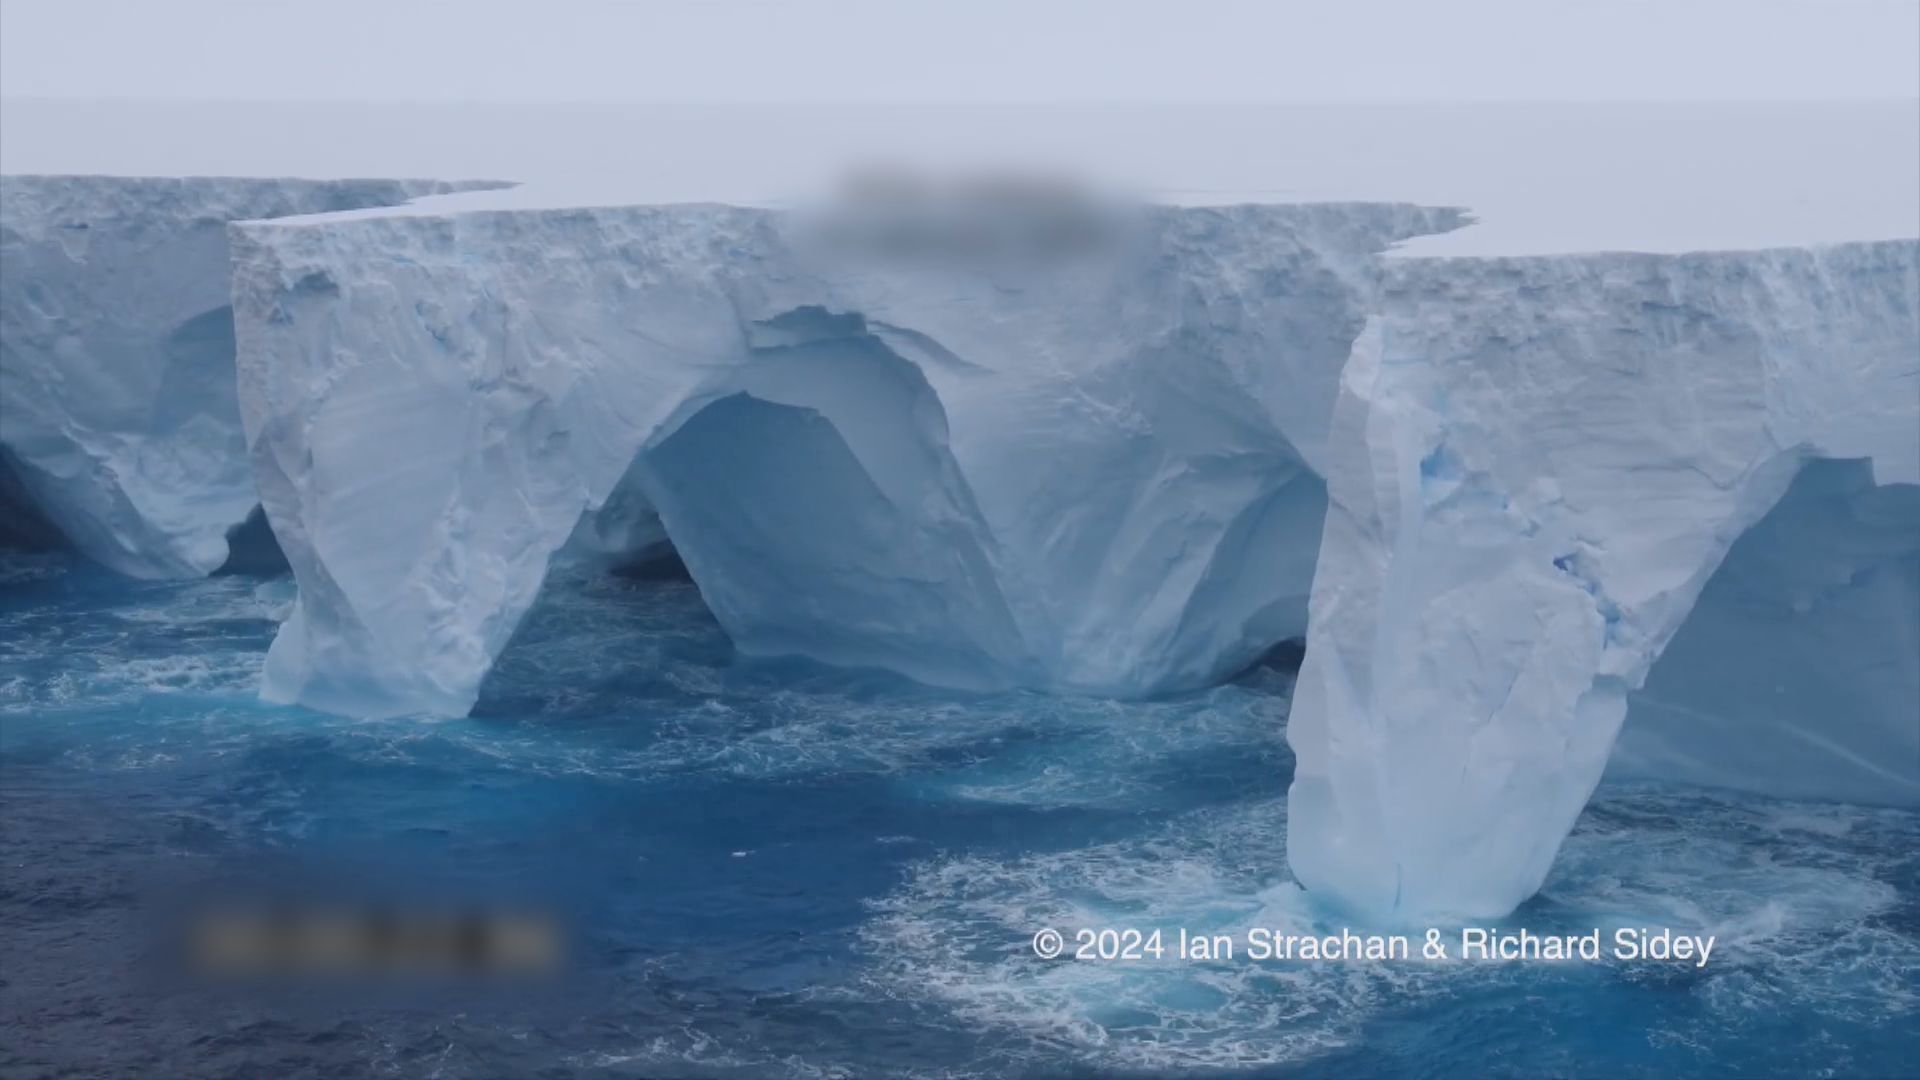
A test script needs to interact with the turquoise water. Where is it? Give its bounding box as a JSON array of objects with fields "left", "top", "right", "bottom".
[{"left": 1, "top": 552, "right": 1914, "bottom": 1077}]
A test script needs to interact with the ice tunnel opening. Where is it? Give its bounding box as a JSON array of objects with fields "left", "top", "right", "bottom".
[
  {"left": 635, "top": 388, "right": 1023, "bottom": 690},
  {"left": 1143, "top": 463, "right": 1327, "bottom": 695},
  {"left": 0, "top": 449, "right": 69, "bottom": 555},
  {"left": 1, "top": 295, "right": 274, "bottom": 579},
  {"left": 212, "top": 505, "right": 291, "bottom": 577},
  {"left": 611, "top": 550, "right": 694, "bottom": 582},
  {"left": 473, "top": 311, "right": 1025, "bottom": 712},
  {"left": 1240, "top": 636, "right": 1309, "bottom": 678},
  {"left": 622, "top": 317, "right": 1026, "bottom": 692},
  {"left": 1611, "top": 457, "right": 1920, "bottom": 807}
]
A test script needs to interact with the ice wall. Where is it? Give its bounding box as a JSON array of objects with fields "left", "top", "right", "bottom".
[
  {"left": 1286, "top": 243, "right": 1920, "bottom": 919},
  {"left": 230, "top": 200, "right": 1463, "bottom": 718},
  {"left": 0, "top": 176, "right": 502, "bottom": 577}
]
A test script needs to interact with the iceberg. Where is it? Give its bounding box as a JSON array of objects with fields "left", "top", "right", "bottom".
[
  {"left": 229, "top": 196, "right": 1463, "bottom": 718},
  {"left": 6, "top": 172, "right": 1913, "bottom": 922},
  {"left": 1287, "top": 244, "right": 1920, "bottom": 918},
  {"left": 0, "top": 176, "right": 501, "bottom": 578},
  {"left": 226, "top": 189, "right": 1920, "bottom": 918}
]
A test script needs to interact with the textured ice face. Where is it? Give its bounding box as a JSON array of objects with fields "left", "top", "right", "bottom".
[
  {"left": 0, "top": 176, "right": 504, "bottom": 579},
  {"left": 230, "top": 199, "right": 1464, "bottom": 718},
  {"left": 1286, "top": 243, "right": 1920, "bottom": 919}
]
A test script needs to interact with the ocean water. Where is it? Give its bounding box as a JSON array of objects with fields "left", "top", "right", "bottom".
[{"left": 1, "top": 552, "right": 1914, "bottom": 1078}]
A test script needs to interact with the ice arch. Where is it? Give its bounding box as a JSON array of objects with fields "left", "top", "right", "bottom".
[
  {"left": 233, "top": 201, "right": 1459, "bottom": 718},
  {"left": 0, "top": 296, "right": 256, "bottom": 578},
  {"left": 633, "top": 323, "right": 1029, "bottom": 689},
  {"left": 0, "top": 176, "right": 502, "bottom": 578},
  {"left": 1612, "top": 459, "right": 1920, "bottom": 806},
  {"left": 1287, "top": 242, "right": 1920, "bottom": 920}
]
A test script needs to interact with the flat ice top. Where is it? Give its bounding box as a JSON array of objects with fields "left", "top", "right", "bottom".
[{"left": 3, "top": 101, "right": 1914, "bottom": 257}]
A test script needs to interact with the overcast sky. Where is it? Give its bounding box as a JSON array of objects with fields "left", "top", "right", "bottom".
[{"left": 2, "top": 0, "right": 1916, "bottom": 104}]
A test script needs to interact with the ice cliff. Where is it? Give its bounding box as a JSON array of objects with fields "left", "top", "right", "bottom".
[{"left": 0, "top": 176, "right": 500, "bottom": 578}]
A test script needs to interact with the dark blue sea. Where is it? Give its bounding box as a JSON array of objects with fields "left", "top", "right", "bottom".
[{"left": 2, "top": 552, "right": 1915, "bottom": 1078}]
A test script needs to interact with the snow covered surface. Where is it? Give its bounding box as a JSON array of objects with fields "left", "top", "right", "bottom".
[
  {"left": 0, "top": 176, "right": 503, "bottom": 577},
  {"left": 3, "top": 100, "right": 1915, "bottom": 256}
]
